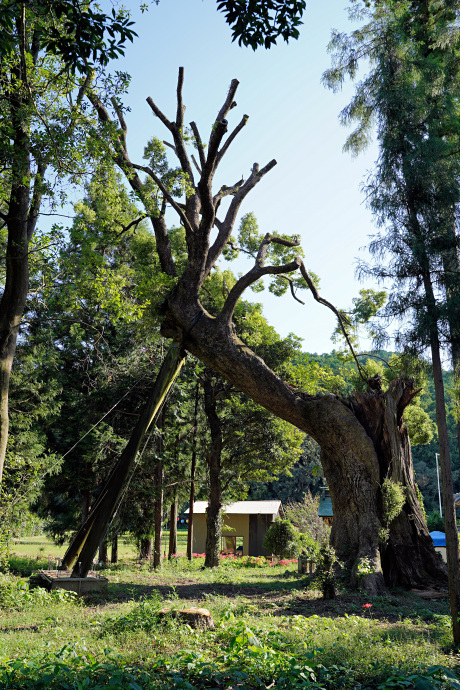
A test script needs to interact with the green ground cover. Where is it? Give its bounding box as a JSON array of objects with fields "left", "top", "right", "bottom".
[{"left": 0, "top": 536, "right": 458, "bottom": 688}]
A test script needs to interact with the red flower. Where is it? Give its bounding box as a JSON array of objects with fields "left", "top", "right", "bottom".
[{"left": 362, "top": 603, "right": 373, "bottom": 609}]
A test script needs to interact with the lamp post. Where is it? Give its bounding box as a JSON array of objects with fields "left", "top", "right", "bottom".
[{"left": 435, "top": 453, "right": 443, "bottom": 518}]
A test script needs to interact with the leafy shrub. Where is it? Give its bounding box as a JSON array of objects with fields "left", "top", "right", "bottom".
[
  {"left": 0, "top": 578, "right": 77, "bottom": 610},
  {"left": 427, "top": 510, "right": 444, "bottom": 532},
  {"left": 297, "top": 532, "right": 319, "bottom": 561},
  {"left": 263, "top": 519, "right": 299, "bottom": 559},
  {"left": 379, "top": 478, "right": 405, "bottom": 544},
  {"left": 316, "top": 543, "right": 337, "bottom": 599},
  {"left": 284, "top": 492, "right": 330, "bottom": 544}
]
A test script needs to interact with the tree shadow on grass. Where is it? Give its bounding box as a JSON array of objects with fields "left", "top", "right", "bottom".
[{"left": 85, "top": 574, "right": 310, "bottom": 605}]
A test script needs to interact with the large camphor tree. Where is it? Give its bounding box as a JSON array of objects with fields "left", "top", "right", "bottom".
[{"left": 80, "top": 67, "right": 445, "bottom": 596}]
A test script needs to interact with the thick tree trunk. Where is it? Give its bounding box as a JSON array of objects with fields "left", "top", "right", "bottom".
[
  {"left": 139, "top": 537, "right": 153, "bottom": 560},
  {"left": 187, "top": 384, "right": 199, "bottom": 561},
  {"left": 168, "top": 495, "right": 178, "bottom": 558},
  {"left": 203, "top": 377, "right": 223, "bottom": 568},
  {"left": 161, "top": 294, "right": 446, "bottom": 592}
]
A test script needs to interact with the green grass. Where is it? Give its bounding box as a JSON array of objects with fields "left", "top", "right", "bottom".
[
  {"left": 12, "top": 530, "right": 189, "bottom": 562},
  {"left": 0, "top": 537, "right": 458, "bottom": 688}
]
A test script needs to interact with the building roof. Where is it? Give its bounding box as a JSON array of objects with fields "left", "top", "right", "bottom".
[
  {"left": 430, "top": 531, "right": 446, "bottom": 547},
  {"left": 318, "top": 495, "right": 333, "bottom": 518},
  {"left": 185, "top": 500, "right": 283, "bottom": 516}
]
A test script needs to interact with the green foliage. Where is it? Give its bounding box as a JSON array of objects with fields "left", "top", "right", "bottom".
[
  {"left": 284, "top": 491, "right": 330, "bottom": 545},
  {"left": 316, "top": 543, "right": 337, "bottom": 599},
  {"left": 297, "top": 533, "right": 320, "bottom": 562},
  {"left": 0, "top": 578, "right": 77, "bottom": 610},
  {"left": 355, "top": 556, "right": 374, "bottom": 580},
  {"left": 379, "top": 478, "right": 406, "bottom": 545},
  {"left": 217, "top": 0, "right": 306, "bottom": 49},
  {"left": 427, "top": 510, "right": 444, "bottom": 533},
  {"left": 263, "top": 518, "right": 299, "bottom": 559},
  {"left": 0, "top": 2, "right": 137, "bottom": 74},
  {"left": 416, "top": 484, "right": 427, "bottom": 523}
]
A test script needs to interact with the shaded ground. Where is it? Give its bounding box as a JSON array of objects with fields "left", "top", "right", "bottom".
[{"left": 82, "top": 567, "right": 450, "bottom": 625}]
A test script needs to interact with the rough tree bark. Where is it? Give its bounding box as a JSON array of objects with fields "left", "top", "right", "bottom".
[
  {"left": 139, "top": 537, "right": 153, "bottom": 560},
  {"left": 111, "top": 535, "right": 118, "bottom": 564},
  {"left": 88, "top": 68, "right": 446, "bottom": 593}
]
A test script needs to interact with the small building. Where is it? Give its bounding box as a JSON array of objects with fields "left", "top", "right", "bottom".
[
  {"left": 430, "top": 531, "right": 447, "bottom": 562},
  {"left": 185, "top": 500, "right": 284, "bottom": 557},
  {"left": 318, "top": 488, "right": 333, "bottom": 526}
]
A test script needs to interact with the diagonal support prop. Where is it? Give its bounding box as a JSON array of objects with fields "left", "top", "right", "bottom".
[{"left": 61, "top": 343, "right": 186, "bottom": 577}]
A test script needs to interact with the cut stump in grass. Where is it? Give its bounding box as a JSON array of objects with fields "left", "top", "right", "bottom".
[{"left": 158, "top": 607, "right": 215, "bottom": 629}]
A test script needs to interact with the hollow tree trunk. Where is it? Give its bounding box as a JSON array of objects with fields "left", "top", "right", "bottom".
[
  {"left": 203, "top": 376, "right": 223, "bottom": 568},
  {"left": 168, "top": 495, "right": 178, "bottom": 558}
]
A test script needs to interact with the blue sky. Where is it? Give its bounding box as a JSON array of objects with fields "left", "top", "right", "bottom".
[{"left": 108, "top": 0, "right": 380, "bottom": 354}]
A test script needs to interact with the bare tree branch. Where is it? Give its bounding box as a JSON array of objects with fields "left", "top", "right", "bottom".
[
  {"left": 206, "top": 159, "right": 277, "bottom": 274},
  {"left": 191, "top": 153, "right": 202, "bottom": 175},
  {"left": 219, "top": 230, "right": 303, "bottom": 322},
  {"left": 190, "top": 121, "right": 206, "bottom": 169},
  {"left": 163, "top": 140, "right": 177, "bottom": 154},
  {"left": 111, "top": 96, "right": 127, "bottom": 148},
  {"left": 87, "top": 91, "right": 177, "bottom": 277},
  {"left": 146, "top": 95, "right": 173, "bottom": 133},
  {"left": 213, "top": 178, "right": 245, "bottom": 205},
  {"left": 298, "top": 261, "right": 366, "bottom": 381},
  {"left": 114, "top": 214, "right": 147, "bottom": 237},
  {"left": 217, "top": 114, "right": 249, "bottom": 165},
  {"left": 132, "top": 162, "right": 194, "bottom": 235},
  {"left": 176, "top": 66, "right": 185, "bottom": 130}
]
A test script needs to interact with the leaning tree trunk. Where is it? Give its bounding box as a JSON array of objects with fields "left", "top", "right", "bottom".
[
  {"left": 161, "top": 295, "right": 447, "bottom": 593},
  {"left": 203, "top": 377, "right": 223, "bottom": 568}
]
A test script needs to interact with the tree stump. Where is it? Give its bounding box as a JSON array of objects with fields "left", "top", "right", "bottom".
[{"left": 158, "top": 607, "right": 215, "bottom": 629}]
